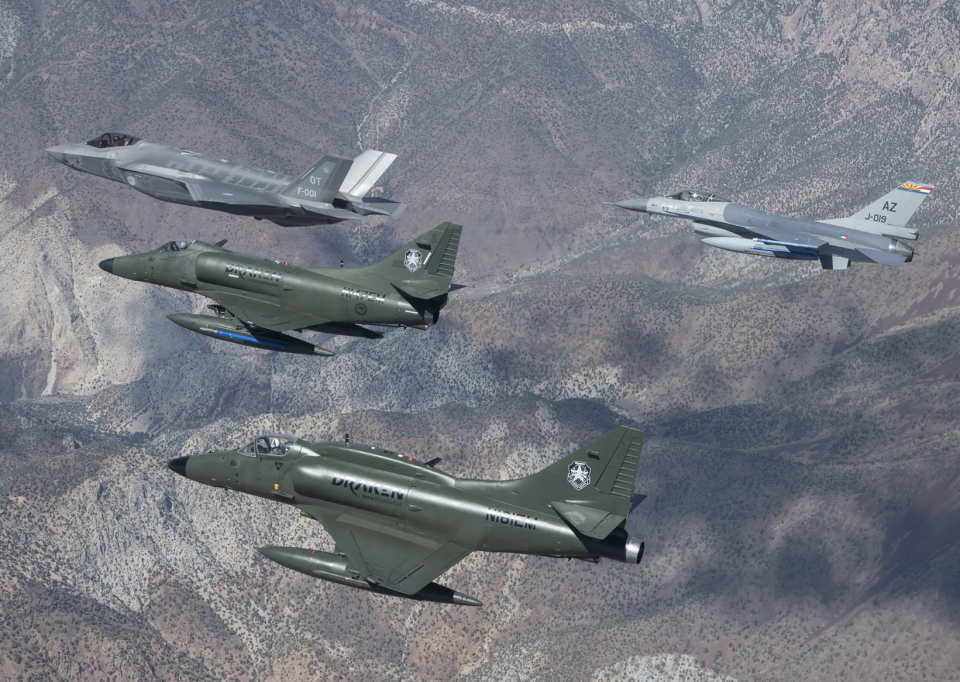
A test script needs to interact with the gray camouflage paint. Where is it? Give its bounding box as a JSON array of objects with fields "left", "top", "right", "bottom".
[
  {"left": 47, "top": 133, "right": 402, "bottom": 226},
  {"left": 615, "top": 183, "right": 933, "bottom": 269}
]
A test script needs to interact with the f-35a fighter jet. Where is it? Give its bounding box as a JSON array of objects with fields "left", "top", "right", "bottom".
[
  {"left": 47, "top": 132, "right": 402, "bottom": 226},
  {"left": 167, "top": 425, "right": 646, "bottom": 606},
  {"left": 98, "top": 222, "right": 462, "bottom": 356},
  {"left": 615, "top": 183, "right": 933, "bottom": 269}
]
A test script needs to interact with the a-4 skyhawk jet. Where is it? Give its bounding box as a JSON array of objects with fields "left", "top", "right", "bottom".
[
  {"left": 615, "top": 182, "right": 933, "bottom": 269},
  {"left": 46, "top": 132, "right": 403, "bottom": 226},
  {"left": 98, "top": 221, "right": 462, "bottom": 356},
  {"left": 166, "top": 425, "right": 646, "bottom": 606}
]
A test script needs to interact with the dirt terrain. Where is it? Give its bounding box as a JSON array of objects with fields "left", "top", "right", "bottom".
[{"left": 1, "top": 1, "right": 960, "bottom": 680}]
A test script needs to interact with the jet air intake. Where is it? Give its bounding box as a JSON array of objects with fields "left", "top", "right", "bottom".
[{"left": 258, "top": 546, "right": 482, "bottom": 606}]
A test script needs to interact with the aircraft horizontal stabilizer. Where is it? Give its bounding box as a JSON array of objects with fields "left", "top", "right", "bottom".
[
  {"left": 550, "top": 500, "right": 625, "bottom": 539},
  {"left": 350, "top": 198, "right": 405, "bottom": 217},
  {"left": 300, "top": 206, "right": 366, "bottom": 221},
  {"left": 392, "top": 279, "right": 448, "bottom": 300}
]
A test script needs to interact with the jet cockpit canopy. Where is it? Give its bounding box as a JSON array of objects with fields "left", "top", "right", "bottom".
[
  {"left": 237, "top": 434, "right": 298, "bottom": 457},
  {"left": 668, "top": 190, "right": 730, "bottom": 203},
  {"left": 86, "top": 132, "right": 142, "bottom": 149},
  {"left": 156, "top": 240, "right": 193, "bottom": 253}
]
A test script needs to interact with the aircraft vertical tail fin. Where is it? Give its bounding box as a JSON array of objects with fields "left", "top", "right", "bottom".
[
  {"left": 339, "top": 150, "right": 398, "bottom": 200},
  {"left": 511, "top": 426, "right": 645, "bottom": 538},
  {"left": 823, "top": 182, "right": 933, "bottom": 240},
  {"left": 281, "top": 155, "right": 353, "bottom": 204},
  {"left": 359, "top": 221, "right": 462, "bottom": 296}
]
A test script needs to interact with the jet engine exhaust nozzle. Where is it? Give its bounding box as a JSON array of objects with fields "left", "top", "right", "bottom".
[
  {"left": 892, "top": 240, "right": 914, "bottom": 261},
  {"left": 626, "top": 538, "right": 644, "bottom": 565}
]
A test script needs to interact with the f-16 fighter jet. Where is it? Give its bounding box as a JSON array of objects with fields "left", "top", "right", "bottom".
[
  {"left": 615, "top": 183, "right": 933, "bottom": 269},
  {"left": 166, "top": 425, "right": 646, "bottom": 606},
  {"left": 46, "top": 132, "right": 403, "bottom": 226},
  {"left": 98, "top": 222, "right": 462, "bottom": 356}
]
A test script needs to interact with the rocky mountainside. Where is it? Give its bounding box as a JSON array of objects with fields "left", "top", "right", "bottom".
[{"left": 1, "top": 1, "right": 960, "bottom": 681}]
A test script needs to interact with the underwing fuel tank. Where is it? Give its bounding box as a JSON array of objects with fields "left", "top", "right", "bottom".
[
  {"left": 692, "top": 223, "right": 739, "bottom": 239},
  {"left": 700, "top": 237, "right": 817, "bottom": 260},
  {"left": 167, "top": 314, "right": 334, "bottom": 356},
  {"left": 258, "top": 546, "right": 482, "bottom": 606}
]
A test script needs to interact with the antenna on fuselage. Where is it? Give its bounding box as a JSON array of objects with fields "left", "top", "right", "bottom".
[{"left": 344, "top": 433, "right": 350, "bottom": 444}]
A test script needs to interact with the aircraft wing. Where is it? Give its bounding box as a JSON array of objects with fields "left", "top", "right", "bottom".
[
  {"left": 116, "top": 163, "right": 277, "bottom": 206},
  {"left": 319, "top": 513, "right": 469, "bottom": 595},
  {"left": 184, "top": 182, "right": 281, "bottom": 207},
  {"left": 208, "top": 292, "right": 329, "bottom": 332}
]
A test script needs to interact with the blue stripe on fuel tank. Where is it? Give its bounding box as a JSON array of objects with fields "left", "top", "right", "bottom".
[{"left": 213, "top": 329, "right": 285, "bottom": 349}]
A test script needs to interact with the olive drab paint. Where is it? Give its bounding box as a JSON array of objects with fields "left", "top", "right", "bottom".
[
  {"left": 97, "top": 221, "right": 463, "bottom": 356},
  {"left": 167, "top": 425, "right": 646, "bottom": 606}
]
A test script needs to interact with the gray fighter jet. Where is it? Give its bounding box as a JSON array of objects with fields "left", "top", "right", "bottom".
[
  {"left": 46, "top": 132, "right": 402, "bottom": 226},
  {"left": 167, "top": 425, "right": 646, "bottom": 606},
  {"left": 615, "top": 182, "right": 933, "bottom": 269},
  {"left": 98, "top": 222, "right": 462, "bottom": 356}
]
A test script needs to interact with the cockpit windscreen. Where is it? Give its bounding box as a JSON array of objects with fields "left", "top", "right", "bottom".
[
  {"left": 156, "top": 240, "right": 192, "bottom": 253},
  {"left": 237, "top": 434, "right": 298, "bottom": 457},
  {"left": 255, "top": 435, "right": 297, "bottom": 456},
  {"left": 86, "top": 132, "right": 142, "bottom": 149},
  {"left": 668, "top": 190, "right": 730, "bottom": 203}
]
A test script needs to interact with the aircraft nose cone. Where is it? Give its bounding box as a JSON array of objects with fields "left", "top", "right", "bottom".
[
  {"left": 98, "top": 258, "right": 114, "bottom": 274},
  {"left": 167, "top": 456, "right": 189, "bottom": 477},
  {"left": 613, "top": 198, "right": 649, "bottom": 213},
  {"left": 45, "top": 146, "right": 68, "bottom": 163}
]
